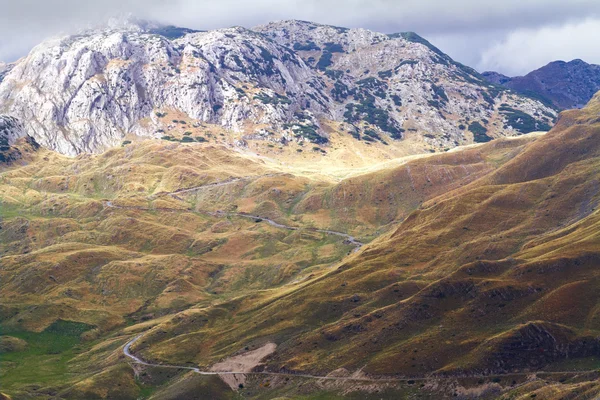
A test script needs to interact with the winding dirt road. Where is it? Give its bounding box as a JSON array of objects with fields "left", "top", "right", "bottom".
[
  {"left": 215, "top": 211, "right": 364, "bottom": 250},
  {"left": 148, "top": 173, "right": 285, "bottom": 200},
  {"left": 103, "top": 174, "right": 364, "bottom": 251},
  {"left": 123, "top": 334, "right": 598, "bottom": 387},
  {"left": 124, "top": 334, "right": 391, "bottom": 382}
]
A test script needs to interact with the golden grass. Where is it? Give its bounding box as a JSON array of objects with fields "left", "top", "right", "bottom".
[
  {"left": 107, "top": 97, "right": 600, "bottom": 384},
  {"left": 3, "top": 106, "right": 595, "bottom": 398}
]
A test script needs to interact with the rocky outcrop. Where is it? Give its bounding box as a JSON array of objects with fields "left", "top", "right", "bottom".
[
  {"left": 0, "top": 19, "right": 557, "bottom": 155},
  {"left": 483, "top": 59, "right": 600, "bottom": 110},
  {"left": 472, "top": 322, "right": 600, "bottom": 373},
  {"left": 0, "top": 115, "right": 25, "bottom": 145},
  {"left": 481, "top": 71, "right": 511, "bottom": 86},
  {"left": 0, "top": 115, "right": 39, "bottom": 165},
  {"left": 0, "top": 62, "right": 13, "bottom": 83}
]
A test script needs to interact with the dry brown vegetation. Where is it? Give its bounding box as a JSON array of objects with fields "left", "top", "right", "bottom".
[{"left": 2, "top": 95, "right": 600, "bottom": 399}]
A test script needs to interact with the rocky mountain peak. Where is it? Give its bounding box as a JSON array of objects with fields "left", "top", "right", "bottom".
[
  {"left": 255, "top": 19, "right": 394, "bottom": 54},
  {"left": 554, "top": 58, "right": 586, "bottom": 66},
  {"left": 0, "top": 19, "right": 556, "bottom": 156}
]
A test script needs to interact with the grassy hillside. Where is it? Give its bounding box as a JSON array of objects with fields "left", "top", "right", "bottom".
[
  {"left": 127, "top": 98, "right": 600, "bottom": 397},
  {"left": 1, "top": 104, "right": 598, "bottom": 399}
]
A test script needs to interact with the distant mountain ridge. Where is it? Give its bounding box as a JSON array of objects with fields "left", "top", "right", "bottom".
[{"left": 483, "top": 59, "right": 600, "bottom": 110}]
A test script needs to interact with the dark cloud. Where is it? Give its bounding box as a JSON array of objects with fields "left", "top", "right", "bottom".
[{"left": 1, "top": 0, "right": 600, "bottom": 75}]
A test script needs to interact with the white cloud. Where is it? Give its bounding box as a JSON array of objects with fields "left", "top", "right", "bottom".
[{"left": 477, "top": 18, "right": 600, "bottom": 75}]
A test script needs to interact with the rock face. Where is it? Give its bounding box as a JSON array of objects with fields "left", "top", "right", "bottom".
[
  {"left": 0, "top": 21, "right": 327, "bottom": 155},
  {"left": 0, "top": 115, "right": 38, "bottom": 165},
  {"left": 475, "top": 322, "right": 600, "bottom": 373},
  {"left": 0, "top": 115, "right": 25, "bottom": 145},
  {"left": 0, "top": 62, "right": 13, "bottom": 83},
  {"left": 256, "top": 21, "right": 555, "bottom": 147},
  {"left": 483, "top": 59, "right": 600, "bottom": 110},
  {"left": 0, "top": 19, "right": 556, "bottom": 155},
  {"left": 480, "top": 71, "right": 511, "bottom": 86}
]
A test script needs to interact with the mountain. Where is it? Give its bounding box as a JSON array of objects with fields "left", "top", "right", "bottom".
[
  {"left": 0, "top": 19, "right": 555, "bottom": 156},
  {"left": 255, "top": 21, "right": 555, "bottom": 144},
  {"left": 483, "top": 59, "right": 600, "bottom": 110},
  {"left": 0, "top": 21, "right": 330, "bottom": 156}
]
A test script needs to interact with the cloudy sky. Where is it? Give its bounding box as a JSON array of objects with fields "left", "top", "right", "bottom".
[{"left": 1, "top": 0, "right": 600, "bottom": 76}]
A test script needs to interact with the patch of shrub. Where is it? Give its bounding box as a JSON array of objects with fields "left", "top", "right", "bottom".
[
  {"left": 331, "top": 81, "right": 354, "bottom": 101},
  {"left": 431, "top": 83, "right": 448, "bottom": 104},
  {"left": 254, "top": 93, "right": 292, "bottom": 105},
  {"left": 258, "top": 46, "right": 275, "bottom": 63},
  {"left": 499, "top": 106, "right": 553, "bottom": 133},
  {"left": 481, "top": 90, "right": 495, "bottom": 106},
  {"left": 469, "top": 122, "right": 492, "bottom": 143},
  {"left": 363, "top": 129, "right": 382, "bottom": 141},
  {"left": 149, "top": 25, "right": 201, "bottom": 40},
  {"left": 293, "top": 42, "right": 321, "bottom": 51},
  {"left": 396, "top": 60, "right": 419, "bottom": 69},
  {"left": 344, "top": 94, "right": 404, "bottom": 139},
  {"left": 292, "top": 124, "right": 328, "bottom": 144},
  {"left": 44, "top": 320, "right": 95, "bottom": 336},
  {"left": 324, "top": 69, "right": 344, "bottom": 80},
  {"left": 323, "top": 42, "right": 344, "bottom": 53},
  {"left": 378, "top": 69, "right": 393, "bottom": 79},
  {"left": 317, "top": 52, "right": 334, "bottom": 71}
]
